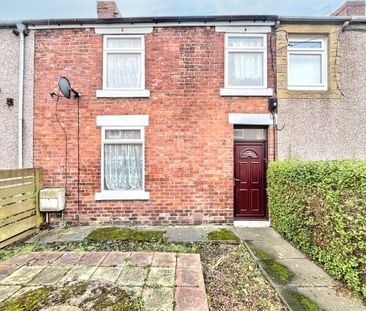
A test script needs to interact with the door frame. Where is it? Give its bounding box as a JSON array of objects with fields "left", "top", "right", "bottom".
[{"left": 233, "top": 126, "right": 269, "bottom": 220}]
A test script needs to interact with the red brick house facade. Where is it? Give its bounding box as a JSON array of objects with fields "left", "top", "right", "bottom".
[{"left": 33, "top": 6, "right": 277, "bottom": 225}]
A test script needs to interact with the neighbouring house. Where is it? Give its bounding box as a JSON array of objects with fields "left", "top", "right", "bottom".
[
  {"left": 0, "top": 22, "right": 34, "bottom": 169},
  {"left": 277, "top": 0, "right": 366, "bottom": 160},
  {"left": 3, "top": 0, "right": 364, "bottom": 225}
]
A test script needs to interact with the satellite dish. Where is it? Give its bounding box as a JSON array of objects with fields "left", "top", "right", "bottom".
[{"left": 58, "top": 76, "right": 80, "bottom": 99}]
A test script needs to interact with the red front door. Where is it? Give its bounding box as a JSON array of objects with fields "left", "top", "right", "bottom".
[{"left": 234, "top": 142, "right": 267, "bottom": 218}]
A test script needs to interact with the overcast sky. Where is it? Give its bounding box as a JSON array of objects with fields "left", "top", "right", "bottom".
[{"left": 0, "top": 0, "right": 346, "bottom": 21}]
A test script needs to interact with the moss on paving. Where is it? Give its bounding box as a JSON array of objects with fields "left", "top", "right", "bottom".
[
  {"left": 284, "top": 289, "right": 324, "bottom": 311},
  {"left": 0, "top": 286, "right": 54, "bottom": 311},
  {"left": 86, "top": 227, "right": 166, "bottom": 242},
  {"left": 251, "top": 248, "right": 295, "bottom": 285},
  {"left": 0, "top": 282, "right": 142, "bottom": 311},
  {"left": 207, "top": 229, "right": 240, "bottom": 241}
]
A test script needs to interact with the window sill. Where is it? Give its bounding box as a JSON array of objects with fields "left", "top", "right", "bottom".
[
  {"left": 220, "top": 88, "right": 273, "bottom": 97},
  {"left": 95, "top": 190, "right": 150, "bottom": 201},
  {"left": 96, "top": 89, "right": 150, "bottom": 98}
]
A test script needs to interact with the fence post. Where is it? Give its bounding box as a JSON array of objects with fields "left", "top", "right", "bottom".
[{"left": 34, "top": 168, "right": 44, "bottom": 228}]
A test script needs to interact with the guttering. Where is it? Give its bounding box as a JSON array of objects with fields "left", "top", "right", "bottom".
[
  {"left": 15, "top": 23, "right": 26, "bottom": 168},
  {"left": 278, "top": 15, "right": 352, "bottom": 24},
  {"left": 23, "top": 15, "right": 277, "bottom": 29}
]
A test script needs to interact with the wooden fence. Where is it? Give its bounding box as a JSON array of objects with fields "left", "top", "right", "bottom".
[{"left": 0, "top": 168, "right": 44, "bottom": 248}]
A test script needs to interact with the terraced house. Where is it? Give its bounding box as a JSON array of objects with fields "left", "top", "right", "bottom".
[{"left": 2, "top": 0, "right": 365, "bottom": 225}]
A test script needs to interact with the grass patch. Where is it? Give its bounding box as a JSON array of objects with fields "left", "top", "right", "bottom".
[
  {"left": 86, "top": 227, "right": 166, "bottom": 242},
  {"left": 251, "top": 247, "right": 295, "bottom": 285},
  {"left": 207, "top": 229, "right": 240, "bottom": 241}
]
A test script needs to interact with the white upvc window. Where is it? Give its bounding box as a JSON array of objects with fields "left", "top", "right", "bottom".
[
  {"left": 221, "top": 33, "right": 272, "bottom": 97},
  {"left": 95, "top": 115, "right": 149, "bottom": 200},
  {"left": 96, "top": 35, "right": 150, "bottom": 98},
  {"left": 287, "top": 36, "right": 328, "bottom": 90}
]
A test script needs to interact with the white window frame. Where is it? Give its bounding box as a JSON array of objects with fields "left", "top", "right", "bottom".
[
  {"left": 287, "top": 36, "right": 328, "bottom": 91},
  {"left": 95, "top": 115, "right": 149, "bottom": 201},
  {"left": 96, "top": 35, "right": 150, "bottom": 98}
]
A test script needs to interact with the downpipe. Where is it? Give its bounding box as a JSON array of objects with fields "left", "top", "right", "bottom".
[{"left": 15, "top": 23, "right": 26, "bottom": 168}]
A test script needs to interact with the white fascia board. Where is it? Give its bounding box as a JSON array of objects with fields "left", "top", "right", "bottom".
[
  {"left": 97, "top": 115, "right": 149, "bottom": 127},
  {"left": 228, "top": 113, "right": 273, "bottom": 125},
  {"left": 95, "top": 27, "right": 153, "bottom": 34},
  {"left": 215, "top": 26, "right": 272, "bottom": 33},
  {"left": 28, "top": 21, "right": 275, "bottom": 30}
]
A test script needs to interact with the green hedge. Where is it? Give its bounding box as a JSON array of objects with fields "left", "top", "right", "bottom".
[{"left": 268, "top": 160, "right": 366, "bottom": 298}]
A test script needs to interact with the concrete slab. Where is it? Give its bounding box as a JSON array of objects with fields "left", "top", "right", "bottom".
[
  {"left": 60, "top": 265, "right": 97, "bottom": 283},
  {"left": 279, "top": 259, "right": 335, "bottom": 287},
  {"left": 52, "top": 252, "right": 84, "bottom": 266},
  {"left": 130, "top": 252, "right": 154, "bottom": 266},
  {"left": 121, "top": 286, "right": 143, "bottom": 296},
  {"left": 235, "top": 227, "right": 282, "bottom": 241},
  {"left": 166, "top": 226, "right": 208, "bottom": 242},
  {"left": 142, "top": 287, "right": 174, "bottom": 311},
  {"left": 177, "top": 254, "right": 201, "bottom": 268},
  {"left": 117, "top": 266, "right": 149, "bottom": 286},
  {"left": 28, "top": 266, "right": 69, "bottom": 285},
  {"left": 0, "top": 285, "right": 21, "bottom": 302},
  {"left": 77, "top": 252, "right": 108, "bottom": 266},
  {"left": 175, "top": 287, "right": 209, "bottom": 311},
  {"left": 152, "top": 252, "right": 176, "bottom": 268},
  {"left": 176, "top": 266, "right": 205, "bottom": 288},
  {"left": 31, "top": 252, "right": 63, "bottom": 266},
  {"left": 101, "top": 252, "right": 130, "bottom": 267},
  {"left": 90, "top": 267, "right": 123, "bottom": 283},
  {"left": 146, "top": 267, "right": 175, "bottom": 287},
  {"left": 282, "top": 286, "right": 366, "bottom": 311},
  {"left": 0, "top": 266, "right": 44, "bottom": 285},
  {"left": 247, "top": 240, "right": 307, "bottom": 259}
]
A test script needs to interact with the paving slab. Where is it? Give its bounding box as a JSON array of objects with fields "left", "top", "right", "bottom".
[
  {"left": 0, "top": 266, "right": 44, "bottom": 285},
  {"left": 142, "top": 287, "right": 174, "bottom": 311},
  {"left": 0, "top": 250, "right": 209, "bottom": 311},
  {"left": 152, "top": 252, "right": 176, "bottom": 267},
  {"left": 286, "top": 287, "right": 366, "bottom": 311},
  {"left": 166, "top": 226, "right": 208, "bottom": 242},
  {"left": 53, "top": 252, "right": 84, "bottom": 266},
  {"left": 77, "top": 252, "right": 108, "bottom": 266},
  {"left": 236, "top": 228, "right": 366, "bottom": 311},
  {"left": 177, "top": 254, "right": 201, "bottom": 267},
  {"left": 60, "top": 265, "right": 97, "bottom": 283},
  {"left": 101, "top": 252, "right": 130, "bottom": 267},
  {"left": 176, "top": 266, "right": 205, "bottom": 288},
  {"left": 0, "top": 285, "right": 21, "bottom": 302},
  {"left": 146, "top": 267, "right": 175, "bottom": 287},
  {"left": 90, "top": 266, "right": 123, "bottom": 283},
  {"left": 117, "top": 266, "right": 149, "bottom": 286},
  {"left": 175, "top": 287, "right": 209, "bottom": 311},
  {"left": 235, "top": 227, "right": 282, "bottom": 241},
  {"left": 130, "top": 252, "right": 154, "bottom": 266},
  {"left": 247, "top": 239, "right": 307, "bottom": 259}
]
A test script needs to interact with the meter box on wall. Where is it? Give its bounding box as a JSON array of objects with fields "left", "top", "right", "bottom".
[{"left": 39, "top": 188, "right": 65, "bottom": 212}]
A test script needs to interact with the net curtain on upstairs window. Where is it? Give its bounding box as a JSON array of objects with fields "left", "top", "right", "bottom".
[
  {"left": 105, "top": 37, "right": 143, "bottom": 89},
  {"left": 227, "top": 36, "right": 264, "bottom": 87},
  {"left": 104, "top": 130, "right": 143, "bottom": 191}
]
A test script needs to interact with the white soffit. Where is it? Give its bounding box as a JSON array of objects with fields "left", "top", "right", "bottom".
[
  {"left": 215, "top": 26, "right": 272, "bottom": 33},
  {"left": 228, "top": 113, "right": 273, "bottom": 125}
]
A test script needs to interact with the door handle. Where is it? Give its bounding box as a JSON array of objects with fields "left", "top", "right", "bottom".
[{"left": 233, "top": 178, "right": 240, "bottom": 182}]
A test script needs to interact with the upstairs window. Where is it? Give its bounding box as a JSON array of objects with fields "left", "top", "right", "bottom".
[
  {"left": 103, "top": 35, "right": 145, "bottom": 90},
  {"left": 287, "top": 36, "right": 327, "bottom": 90},
  {"left": 225, "top": 34, "right": 267, "bottom": 89}
]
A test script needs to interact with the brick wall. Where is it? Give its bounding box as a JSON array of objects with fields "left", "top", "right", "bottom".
[
  {"left": 331, "top": 1, "right": 365, "bottom": 16},
  {"left": 34, "top": 27, "right": 275, "bottom": 225}
]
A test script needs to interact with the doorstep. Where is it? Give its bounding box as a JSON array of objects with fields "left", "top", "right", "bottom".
[{"left": 233, "top": 220, "right": 271, "bottom": 228}]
